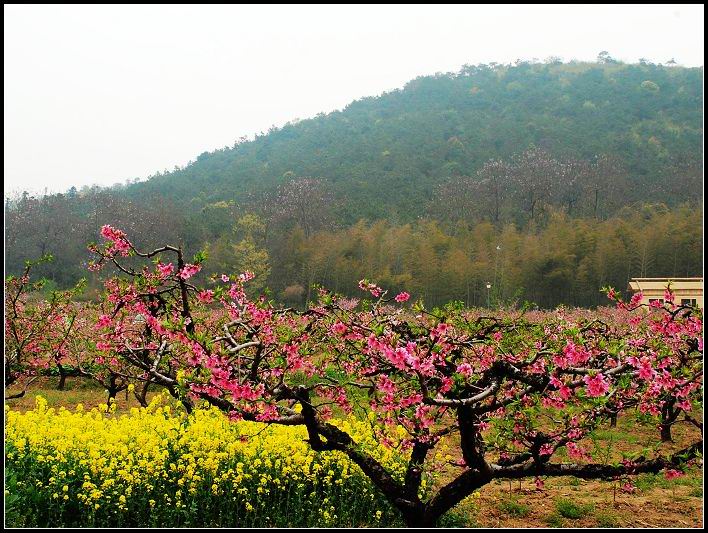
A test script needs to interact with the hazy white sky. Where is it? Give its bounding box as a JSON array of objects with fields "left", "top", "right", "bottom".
[{"left": 4, "top": 4, "right": 704, "bottom": 195}]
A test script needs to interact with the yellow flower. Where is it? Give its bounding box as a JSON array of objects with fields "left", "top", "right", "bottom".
[{"left": 5, "top": 395, "right": 415, "bottom": 526}]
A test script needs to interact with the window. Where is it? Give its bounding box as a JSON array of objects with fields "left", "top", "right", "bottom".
[
  {"left": 681, "top": 298, "right": 697, "bottom": 307},
  {"left": 648, "top": 298, "right": 664, "bottom": 304}
]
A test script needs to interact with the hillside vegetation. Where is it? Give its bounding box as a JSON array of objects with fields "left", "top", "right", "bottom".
[{"left": 5, "top": 59, "right": 703, "bottom": 307}]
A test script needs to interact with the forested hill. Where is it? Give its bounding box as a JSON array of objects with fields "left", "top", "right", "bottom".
[
  {"left": 5, "top": 59, "right": 704, "bottom": 308},
  {"left": 128, "top": 59, "right": 702, "bottom": 222}
]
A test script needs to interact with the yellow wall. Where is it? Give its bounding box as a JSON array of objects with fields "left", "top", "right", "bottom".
[{"left": 628, "top": 278, "right": 703, "bottom": 309}]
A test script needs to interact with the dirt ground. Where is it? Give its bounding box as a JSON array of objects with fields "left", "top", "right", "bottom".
[{"left": 458, "top": 472, "right": 703, "bottom": 528}]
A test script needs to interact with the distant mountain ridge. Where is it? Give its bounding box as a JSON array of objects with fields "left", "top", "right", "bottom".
[
  {"left": 125, "top": 59, "right": 702, "bottom": 222},
  {"left": 5, "top": 60, "right": 703, "bottom": 306}
]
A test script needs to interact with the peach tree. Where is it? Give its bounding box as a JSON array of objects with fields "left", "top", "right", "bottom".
[
  {"left": 87, "top": 227, "right": 702, "bottom": 527},
  {"left": 4, "top": 255, "right": 84, "bottom": 398}
]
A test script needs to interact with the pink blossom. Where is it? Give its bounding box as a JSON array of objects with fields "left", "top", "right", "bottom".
[
  {"left": 239, "top": 271, "right": 255, "bottom": 283},
  {"left": 629, "top": 291, "right": 644, "bottom": 307},
  {"left": 550, "top": 375, "right": 573, "bottom": 399},
  {"left": 331, "top": 321, "right": 348, "bottom": 335},
  {"left": 96, "top": 314, "right": 112, "bottom": 329},
  {"left": 567, "top": 428, "right": 584, "bottom": 440},
  {"left": 100, "top": 225, "right": 131, "bottom": 256},
  {"left": 377, "top": 375, "right": 396, "bottom": 394},
  {"left": 566, "top": 442, "right": 590, "bottom": 461},
  {"left": 621, "top": 482, "right": 637, "bottom": 493},
  {"left": 676, "top": 399, "right": 692, "bottom": 411},
  {"left": 664, "top": 469, "right": 684, "bottom": 480},
  {"left": 157, "top": 262, "right": 174, "bottom": 278},
  {"left": 255, "top": 404, "right": 280, "bottom": 422},
  {"left": 100, "top": 225, "right": 127, "bottom": 242},
  {"left": 539, "top": 443, "right": 554, "bottom": 456},
  {"left": 394, "top": 291, "right": 410, "bottom": 303},
  {"left": 432, "top": 323, "right": 449, "bottom": 338},
  {"left": 197, "top": 289, "right": 214, "bottom": 303},
  {"left": 456, "top": 363, "right": 473, "bottom": 378},
  {"left": 563, "top": 340, "right": 590, "bottom": 366},
  {"left": 178, "top": 263, "right": 201, "bottom": 279},
  {"left": 583, "top": 373, "right": 610, "bottom": 397},
  {"left": 633, "top": 356, "right": 656, "bottom": 381},
  {"left": 414, "top": 404, "right": 435, "bottom": 428},
  {"left": 358, "top": 279, "right": 383, "bottom": 297},
  {"left": 96, "top": 341, "right": 111, "bottom": 352}
]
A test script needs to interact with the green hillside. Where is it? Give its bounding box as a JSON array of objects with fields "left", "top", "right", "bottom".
[
  {"left": 5, "top": 59, "right": 703, "bottom": 307},
  {"left": 129, "top": 60, "right": 702, "bottom": 222}
]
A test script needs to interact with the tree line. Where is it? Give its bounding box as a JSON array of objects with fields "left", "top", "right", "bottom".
[{"left": 5, "top": 180, "right": 701, "bottom": 309}]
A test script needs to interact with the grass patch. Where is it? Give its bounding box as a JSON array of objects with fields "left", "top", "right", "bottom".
[
  {"left": 672, "top": 470, "right": 703, "bottom": 487},
  {"left": 634, "top": 473, "right": 662, "bottom": 491},
  {"left": 595, "top": 510, "right": 619, "bottom": 527},
  {"left": 634, "top": 470, "right": 700, "bottom": 492},
  {"left": 545, "top": 513, "right": 566, "bottom": 527},
  {"left": 439, "top": 509, "right": 473, "bottom": 527},
  {"left": 592, "top": 428, "right": 639, "bottom": 444},
  {"left": 555, "top": 498, "right": 593, "bottom": 519},
  {"left": 498, "top": 498, "right": 530, "bottom": 517}
]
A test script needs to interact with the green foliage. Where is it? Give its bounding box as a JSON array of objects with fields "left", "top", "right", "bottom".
[
  {"left": 38, "top": 277, "right": 59, "bottom": 296},
  {"left": 555, "top": 498, "right": 593, "bottom": 519},
  {"left": 640, "top": 80, "right": 660, "bottom": 92},
  {"left": 438, "top": 509, "right": 473, "bottom": 527},
  {"left": 595, "top": 510, "right": 619, "bottom": 527},
  {"left": 498, "top": 497, "right": 531, "bottom": 517},
  {"left": 4, "top": 60, "right": 703, "bottom": 310},
  {"left": 545, "top": 513, "right": 566, "bottom": 527},
  {"left": 129, "top": 60, "right": 700, "bottom": 220},
  {"left": 5, "top": 465, "right": 24, "bottom": 527},
  {"left": 202, "top": 213, "right": 271, "bottom": 294},
  {"left": 192, "top": 249, "right": 208, "bottom": 264}
]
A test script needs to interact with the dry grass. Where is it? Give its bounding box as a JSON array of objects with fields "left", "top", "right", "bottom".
[
  {"left": 5, "top": 376, "right": 160, "bottom": 413},
  {"left": 451, "top": 414, "right": 703, "bottom": 528}
]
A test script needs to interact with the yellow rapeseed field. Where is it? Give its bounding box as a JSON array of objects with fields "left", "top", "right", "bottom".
[{"left": 5, "top": 394, "right": 417, "bottom": 527}]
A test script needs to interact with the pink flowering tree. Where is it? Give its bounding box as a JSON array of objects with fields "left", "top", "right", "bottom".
[
  {"left": 4, "top": 256, "right": 84, "bottom": 398},
  {"left": 621, "top": 288, "right": 703, "bottom": 441},
  {"left": 89, "top": 227, "right": 703, "bottom": 527},
  {"left": 84, "top": 225, "right": 212, "bottom": 407}
]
